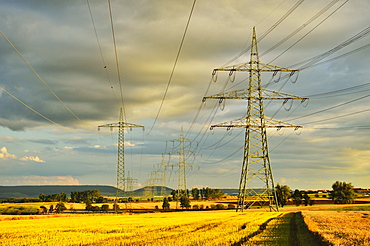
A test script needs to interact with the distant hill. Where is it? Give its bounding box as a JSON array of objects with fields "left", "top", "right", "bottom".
[
  {"left": 0, "top": 185, "right": 118, "bottom": 198},
  {"left": 0, "top": 185, "right": 241, "bottom": 199},
  {"left": 134, "top": 186, "right": 174, "bottom": 197}
]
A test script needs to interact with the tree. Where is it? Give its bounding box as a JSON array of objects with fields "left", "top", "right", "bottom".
[
  {"left": 60, "top": 192, "right": 67, "bottom": 202},
  {"left": 292, "top": 189, "right": 302, "bottom": 206},
  {"left": 51, "top": 193, "right": 60, "bottom": 202},
  {"left": 329, "top": 181, "right": 356, "bottom": 204},
  {"left": 162, "top": 197, "right": 170, "bottom": 210},
  {"left": 275, "top": 184, "right": 291, "bottom": 207},
  {"left": 303, "top": 192, "right": 311, "bottom": 206},
  {"left": 55, "top": 202, "right": 67, "bottom": 213},
  {"left": 39, "top": 193, "right": 45, "bottom": 202},
  {"left": 171, "top": 190, "right": 178, "bottom": 201},
  {"left": 191, "top": 188, "right": 200, "bottom": 200},
  {"left": 179, "top": 195, "right": 191, "bottom": 209}
]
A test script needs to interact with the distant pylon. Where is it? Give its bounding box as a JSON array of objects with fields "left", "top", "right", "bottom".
[
  {"left": 152, "top": 158, "right": 172, "bottom": 196},
  {"left": 163, "top": 128, "right": 200, "bottom": 202},
  {"left": 203, "top": 27, "right": 308, "bottom": 212},
  {"left": 98, "top": 108, "right": 144, "bottom": 203},
  {"left": 125, "top": 171, "right": 137, "bottom": 198}
]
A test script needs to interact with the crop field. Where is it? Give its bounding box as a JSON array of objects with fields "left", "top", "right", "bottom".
[
  {"left": 302, "top": 211, "right": 370, "bottom": 246},
  {"left": 0, "top": 209, "right": 368, "bottom": 245},
  {"left": 0, "top": 211, "right": 304, "bottom": 246}
]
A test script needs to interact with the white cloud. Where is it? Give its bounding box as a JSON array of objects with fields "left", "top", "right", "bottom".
[
  {"left": 8, "top": 175, "right": 80, "bottom": 185},
  {"left": 0, "top": 146, "right": 17, "bottom": 160},
  {"left": 20, "top": 156, "right": 45, "bottom": 163}
]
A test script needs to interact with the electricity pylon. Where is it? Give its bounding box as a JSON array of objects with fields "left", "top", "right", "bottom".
[
  {"left": 203, "top": 27, "right": 308, "bottom": 212},
  {"left": 153, "top": 158, "right": 172, "bottom": 196},
  {"left": 125, "top": 171, "right": 137, "bottom": 198},
  {"left": 98, "top": 108, "right": 144, "bottom": 203},
  {"left": 144, "top": 173, "right": 155, "bottom": 198},
  {"left": 163, "top": 128, "right": 200, "bottom": 202}
]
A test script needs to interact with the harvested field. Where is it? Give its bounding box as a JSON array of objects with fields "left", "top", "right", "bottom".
[{"left": 302, "top": 211, "right": 370, "bottom": 246}]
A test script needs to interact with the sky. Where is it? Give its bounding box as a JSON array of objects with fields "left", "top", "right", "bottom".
[{"left": 0, "top": 0, "right": 369, "bottom": 191}]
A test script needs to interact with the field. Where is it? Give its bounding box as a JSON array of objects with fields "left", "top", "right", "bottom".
[
  {"left": 0, "top": 210, "right": 327, "bottom": 246},
  {"left": 302, "top": 211, "right": 370, "bottom": 246},
  {"left": 0, "top": 204, "right": 369, "bottom": 245}
]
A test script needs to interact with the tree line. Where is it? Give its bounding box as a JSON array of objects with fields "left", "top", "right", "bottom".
[
  {"left": 275, "top": 181, "right": 357, "bottom": 207},
  {"left": 39, "top": 189, "right": 106, "bottom": 203}
]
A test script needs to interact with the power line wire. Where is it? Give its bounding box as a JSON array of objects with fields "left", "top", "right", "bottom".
[
  {"left": 87, "top": 0, "right": 120, "bottom": 107},
  {"left": 221, "top": 0, "right": 305, "bottom": 67},
  {"left": 268, "top": 0, "right": 349, "bottom": 65},
  {"left": 0, "top": 30, "right": 95, "bottom": 132},
  {"left": 147, "top": 0, "right": 197, "bottom": 134},
  {"left": 0, "top": 86, "right": 92, "bottom": 134},
  {"left": 107, "top": 0, "right": 126, "bottom": 120}
]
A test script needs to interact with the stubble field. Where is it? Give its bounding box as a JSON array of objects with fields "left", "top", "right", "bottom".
[{"left": 0, "top": 206, "right": 369, "bottom": 245}]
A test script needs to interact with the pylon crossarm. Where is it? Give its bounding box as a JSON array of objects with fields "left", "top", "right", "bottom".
[
  {"left": 214, "top": 62, "right": 299, "bottom": 72},
  {"left": 98, "top": 122, "right": 144, "bottom": 130},
  {"left": 210, "top": 116, "right": 302, "bottom": 129},
  {"left": 203, "top": 88, "right": 308, "bottom": 101},
  {"left": 167, "top": 137, "right": 197, "bottom": 143},
  {"left": 163, "top": 150, "right": 201, "bottom": 155}
]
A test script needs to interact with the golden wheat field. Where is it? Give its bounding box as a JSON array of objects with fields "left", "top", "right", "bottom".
[
  {"left": 0, "top": 211, "right": 285, "bottom": 246},
  {"left": 1, "top": 209, "right": 369, "bottom": 246},
  {"left": 302, "top": 211, "right": 370, "bottom": 246}
]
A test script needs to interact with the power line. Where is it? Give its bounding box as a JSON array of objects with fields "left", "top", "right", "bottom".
[
  {"left": 221, "top": 0, "right": 305, "bottom": 67},
  {"left": 147, "top": 0, "right": 197, "bottom": 134},
  {"left": 107, "top": 0, "right": 126, "bottom": 120},
  {"left": 87, "top": 0, "right": 120, "bottom": 107},
  {"left": 0, "top": 86, "right": 91, "bottom": 134},
  {"left": 267, "top": 0, "right": 349, "bottom": 65},
  {"left": 261, "top": 0, "right": 340, "bottom": 57},
  {"left": 300, "top": 107, "right": 370, "bottom": 125},
  {"left": 0, "top": 30, "right": 96, "bottom": 132},
  {"left": 287, "top": 94, "right": 370, "bottom": 121}
]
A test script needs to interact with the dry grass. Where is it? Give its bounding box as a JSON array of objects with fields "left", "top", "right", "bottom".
[{"left": 302, "top": 211, "right": 370, "bottom": 246}]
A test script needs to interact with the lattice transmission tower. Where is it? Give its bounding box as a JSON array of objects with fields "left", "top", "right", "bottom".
[
  {"left": 153, "top": 157, "right": 172, "bottom": 196},
  {"left": 163, "top": 129, "right": 200, "bottom": 200},
  {"left": 98, "top": 108, "right": 144, "bottom": 202},
  {"left": 203, "top": 27, "right": 308, "bottom": 212},
  {"left": 125, "top": 171, "right": 137, "bottom": 198}
]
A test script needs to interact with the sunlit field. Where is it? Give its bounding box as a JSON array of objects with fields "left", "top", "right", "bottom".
[
  {"left": 0, "top": 211, "right": 283, "bottom": 246},
  {"left": 302, "top": 211, "right": 370, "bottom": 246},
  {"left": 1, "top": 207, "right": 370, "bottom": 245}
]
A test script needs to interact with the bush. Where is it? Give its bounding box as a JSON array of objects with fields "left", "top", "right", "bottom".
[
  {"left": 215, "top": 204, "right": 225, "bottom": 210},
  {"left": 101, "top": 204, "right": 109, "bottom": 212}
]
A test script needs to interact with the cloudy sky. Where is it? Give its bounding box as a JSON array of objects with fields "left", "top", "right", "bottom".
[{"left": 0, "top": 0, "right": 369, "bottom": 191}]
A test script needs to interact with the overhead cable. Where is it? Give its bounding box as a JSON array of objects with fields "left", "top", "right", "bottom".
[
  {"left": 0, "top": 31, "right": 95, "bottom": 132},
  {"left": 221, "top": 0, "right": 305, "bottom": 67},
  {"left": 87, "top": 0, "right": 120, "bottom": 107},
  {"left": 301, "top": 108, "right": 370, "bottom": 125},
  {"left": 0, "top": 86, "right": 92, "bottom": 134},
  {"left": 268, "top": 0, "right": 349, "bottom": 65},
  {"left": 261, "top": 0, "right": 339, "bottom": 57},
  {"left": 107, "top": 0, "right": 126, "bottom": 120},
  {"left": 147, "top": 0, "right": 197, "bottom": 134}
]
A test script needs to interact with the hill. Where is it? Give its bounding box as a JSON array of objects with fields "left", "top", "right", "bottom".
[
  {"left": 134, "top": 186, "right": 174, "bottom": 197},
  {"left": 0, "top": 185, "right": 241, "bottom": 199},
  {"left": 0, "top": 185, "right": 118, "bottom": 198}
]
